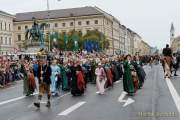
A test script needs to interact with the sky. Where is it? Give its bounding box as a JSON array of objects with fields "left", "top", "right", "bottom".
[{"left": 0, "top": 0, "right": 180, "bottom": 49}]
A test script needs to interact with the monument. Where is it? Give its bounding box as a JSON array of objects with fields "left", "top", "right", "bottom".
[{"left": 25, "top": 17, "right": 48, "bottom": 53}]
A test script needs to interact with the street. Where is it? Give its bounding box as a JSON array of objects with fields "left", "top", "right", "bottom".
[{"left": 0, "top": 65, "right": 180, "bottom": 120}]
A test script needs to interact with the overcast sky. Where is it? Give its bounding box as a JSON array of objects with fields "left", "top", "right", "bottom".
[{"left": 0, "top": 0, "right": 180, "bottom": 49}]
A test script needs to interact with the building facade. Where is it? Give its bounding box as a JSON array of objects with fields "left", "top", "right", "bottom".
[
  {"left": 14, "top": 7, "right": 120, "bottom": 53},
  {"left": 171, "top": 36, "right": 180, "bottom": 53},
  {"left": 139, "top": 40, "right": 151, "bottom": 55},
  {"left": 0, "top": 11, "right": 14, "bottom": 55},
  {"left": 0, "top": 6, "right": 150, "bottom": 55},
  {"left": 133, "top": 33, "right": 142, "bottom": 55}
]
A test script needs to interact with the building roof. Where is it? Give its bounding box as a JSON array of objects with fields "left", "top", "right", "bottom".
[
  {"left": 14, "top": 6, "right": 103, "bottom": 22},
  {"left": 0, "top": 10, "right": 14, "bottom": 17}
]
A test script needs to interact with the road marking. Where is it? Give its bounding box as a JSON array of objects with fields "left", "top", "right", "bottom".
[
  {"left": 118, "top": 91, "right": 135, "bottom": 107},
  {"left": 0, "top": 92, "right": 38, "bottom": 106},
  {"left": 118, "top": 91, "right": 127, "bottom": 102},
  {"left": 58, "top": 101, "right": 86, "bottom": 116},
  {"left": 165, "top": 78, "right": 180, "bottom": 114},
  {"left": 52, "top": 92, "right": 70, "bottom": 102},
  {"left": 28, "top": 92, "right": 70, "bottom": 108}
]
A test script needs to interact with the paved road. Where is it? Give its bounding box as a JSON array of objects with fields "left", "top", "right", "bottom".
[{"left": 0, "top": 65, "right": 180, "bottom": 120}]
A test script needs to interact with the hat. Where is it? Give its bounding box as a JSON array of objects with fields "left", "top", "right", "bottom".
[{"left": 98, "top": 62, "right": 102, "bottom": 66}]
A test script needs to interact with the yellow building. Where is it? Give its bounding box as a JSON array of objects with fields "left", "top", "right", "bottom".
[
  {"left": 0, "top": 11, "right": 14, "bottom": 55},
  {"left": 14, "top": 6, "right": 123, "bottom": 54}
]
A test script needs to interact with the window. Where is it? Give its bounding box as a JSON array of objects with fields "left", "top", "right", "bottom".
[
  {"left": 5, "top": 22, "right": 6, "bottom": 30},
  {"left": 18, "top": 26, "right": 21, "bottom": 30},
  {"left": 70, "top": 22, "right": 74, "bottom": 26},
  {"left": 106, "top": 20, "right": 109, "bottom": 25},
  {"left": 45, "top": 24, "right": 50, "bottom": 29},
  {"left": 9, "top": 38, "right": 11, "bottom": 45},
  {"left": 25, "top": 26, "right": 28, "bottom": 30},
  {"left": 18, "top": 35, "right": 21, "bottom": 41},
  {"left": 62, "top": 23, "right": 66, "bottom": 27},
  {"left": 9, "top": 24, "right": 11, "bottom": 31},
  {"left": 95, "top": 20, "right": 98, "bottom": 24},
  {"left": 54, "top": 23, "right": 58, "bottom": 27},
  {"left": 5, "top": 37, "right": 7, "bottom": 45},
  {"left": 1, "top": 37, "right": 3, "bottom": 44},
  {"left": 78, "top": 21, "right": 81, "bottom": 26},
  {"left": 86, "top": 21, "right": 90, "bottom": 25},
  {"left": 0, "top": 22, "right": 2, "bottom": 30}
]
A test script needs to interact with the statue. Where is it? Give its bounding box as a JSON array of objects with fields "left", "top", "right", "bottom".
[{"left": 25, "top": 17, "right": 47, "bottom": 48}]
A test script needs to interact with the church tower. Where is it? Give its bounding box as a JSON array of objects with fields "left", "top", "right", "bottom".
[{"left": 170, "top": 22, "right": 175, "bottom": 45}]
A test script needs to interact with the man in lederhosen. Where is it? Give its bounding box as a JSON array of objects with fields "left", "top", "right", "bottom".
[{"left": 34, "top": 54, "right": 52, "bottom": 108}]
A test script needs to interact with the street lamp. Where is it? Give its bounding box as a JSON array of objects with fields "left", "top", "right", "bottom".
[{"left": 46, "top": 0, "right": 61, "bottom": 52}]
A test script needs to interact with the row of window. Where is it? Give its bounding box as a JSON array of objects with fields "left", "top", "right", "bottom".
[
  {"left": 0, "top": 22, "right": 11, "bottom": 31},
  {"left": 17, "top": 28, "right": 100, "bottom": 41},
  {"left": 17, "top": 20, "right": 99, "bottom": 30},
  {"left": 0, "top": 36, "right": 11, "bottom": 45}
]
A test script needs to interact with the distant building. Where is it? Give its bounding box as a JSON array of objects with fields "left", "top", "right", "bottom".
[
  {"left": 0, "top": 10, "right": 14, "bottom": 55},
  {"left": 139, "top": 40, "right": 151, "bottom": 55},
  {"left": 171, "top": 36, "right": 180, "bottom": 53},
  {"left": 0, "top": 6, "right": 149, "bottom": 55},
  {"left": 14, "top": 6, "right": 124, "bottom": 54},
  {"left": 170, "top": 23, "right": 180, "bottom": 53}
]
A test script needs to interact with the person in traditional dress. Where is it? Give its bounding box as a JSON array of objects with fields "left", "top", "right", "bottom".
[
  {"left": 70, "top": 59, "right": 85, "bottom": 96},
  {"left": 104, "top": 58, "right": 113, "bottom": 88},
  {"left": 123, "top": 55, "right": 135, "bottom": 96},
  {"left": 95, "top": 62, "right": 107, "bottom": 95},
  {"left": 162, "top": 44, "right": 173, "bottom": 78},
  {"left": 33, "top": 60, "right": 39, "bottom": 92},
  {"left": 172, "top": 53, "right": 178, "bottom": 76},
  {"left": 50, "top": 59, "right": 60, "bottom": 96},
  {"left": 60, "top": 59, "right": 70, "bottom": 91},
  {"left": 28, "top": 65, "right": 36, "bottom": 94},
  {"left": 34, "top": 59, "right": 52, "bottom": 108},
  {"left": 132, "top": 56, "right": 146, "bottom": 89},
  {"left": 23, "top": 60, "right": 34, "bottom": 96},
  {"left": 111, "top": 57, "right": 120, "bottom": 82}
]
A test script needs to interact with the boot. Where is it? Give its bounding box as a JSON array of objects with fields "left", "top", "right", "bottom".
[
  {"left": 34, "top": 102, "right": 40, "bottom": 108},
  {"left": 46, "top": 101, "right": 51, "bottom": 108}
]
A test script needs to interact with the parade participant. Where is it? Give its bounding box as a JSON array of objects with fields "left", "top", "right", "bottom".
[
  {"left": 111, "top": 57, "right": 120, "bottom": 82},
  {"left": 116, "top": 56, "right": 124, "bottom": 79},
  {"left": 60, "top": 59, "right": 70, "bottom": 91},
  {"left": 172, "top": 53, "right": 178, "bottom": 76},
  {"left": 50, "top": 59, "right": 60, "bottom": 96},
  {"left": 27, "top": 65, "right": 36, "bottom": 94},
  {"left": 95, "top": 62, "right": 107, "bottom": 95},
  {"left": 76, "top": 62, "right": 85, "bottom": 95},
  {"left": 123, "top": 55, "right": 135, "bottom": 96},
  {"left": 23, "top": 60, "right": 33, "bottom": 96},
  {"left": 132, "top": 56, "right": 146, "bottom": 89},
  {"left": 70, "top": 59, "right": 85, "bottom": 96},
  {"left": 162, "top": 44, "right": 173, "bottom": 78},
  {"left": 149, "top": 56, "right": 154, "bottom": 68},
  {"left": 34, "top": 58, "right": 52, "bottom": 108},
  {"left": 104, "top": 58, "right": 113, "bottom": 88},
  {"left": 33, "top": 60, "right": 39, "bottom": 92}
]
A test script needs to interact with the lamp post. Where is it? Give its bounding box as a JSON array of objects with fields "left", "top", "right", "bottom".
[{"left": 46, "top": 0, "right": 61, "bottom": 52}]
